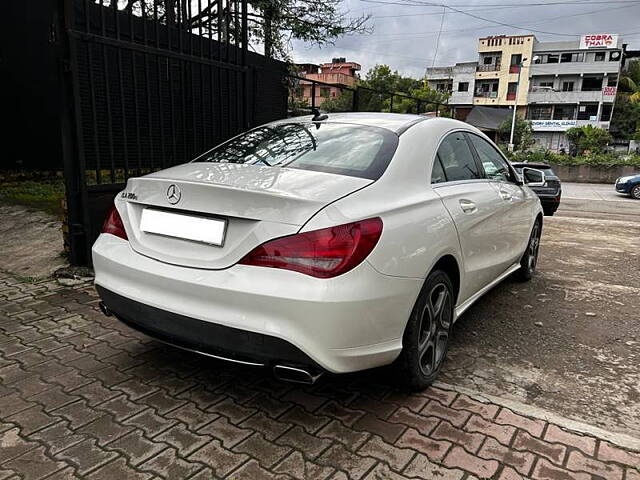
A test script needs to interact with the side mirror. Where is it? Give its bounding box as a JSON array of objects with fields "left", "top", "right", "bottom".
[{"left": 522, "top": 167, "right": 546, "bottom": 187}]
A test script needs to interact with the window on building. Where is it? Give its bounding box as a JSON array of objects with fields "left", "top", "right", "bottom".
[
  {"left": 608, "top": 76, "right": 617, "bottom": 87},
  {"left": 510, "top": 54, "right": 522, "bottom": 66},
  {"left": 594, "top": 52, "right": 606, "bottom": 62},
  {"left": 553, "top": 105, "right": 575, "bottom": 120},
  {"left": 483, "top": 56, "right": 493, "bottom": 65},
  {"left": 458, "top": 82, "right": 469, "bottom": 92},
  {"left": 581, "top": 77, "right": 603, "bottom": 91},
  {"left": 560, "top": 52, "right": 584, "bottom": 63},
  {"left": 601, "top": 103, "right": 613, "bottom": 121},
  {"left": 562, "top": 81, "right": 574, "bottom": 92},
  {"left": 538, "top": 81, "right": 554, "bottom": 88},
  {"left": 577, "top": 104, "right": 599, "bottom": 120},
  {"left": 529, "top": 105, "right": 553, "bottom": 120},
  {"left": 507, "top": 82, "right": 517, "bottom": 94},
  {"left": 547, "top": 54, "right": 559, "bottom": 64}
]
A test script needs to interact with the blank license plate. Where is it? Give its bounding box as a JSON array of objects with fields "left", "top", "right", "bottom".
[{"left": 140, "top": 209, "right": 226, "bottom": 246}]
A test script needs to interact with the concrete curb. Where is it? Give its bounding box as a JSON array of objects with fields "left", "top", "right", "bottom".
[{"left": 434, "top": 381, "right": 640, "bottom": 453}]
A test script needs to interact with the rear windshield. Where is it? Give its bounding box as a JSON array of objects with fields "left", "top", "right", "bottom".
[
  {"left": 513, "top": 165, "right": 556, "bottom": 177},
  {"left": 194, "top": 122, "right": 399, "bottom": 180}
]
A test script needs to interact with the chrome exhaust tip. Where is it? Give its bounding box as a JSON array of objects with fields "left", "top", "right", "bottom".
[
  {"left": 273, "top": 365, "right": 323, "bottom": 385},
  {"left": 98, "top": 301, "right": 112, "bottom": 317}
]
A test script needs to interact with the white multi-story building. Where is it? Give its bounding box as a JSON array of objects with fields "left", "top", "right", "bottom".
[
  {"left": 425, "top": 33, "right": 625, "bottom": 151},
  {"left": 425, "top": 62, "right": 477, "bottom": 119},
  {"left": 527, "top": 34, "right": 623, "bottom": 150}
]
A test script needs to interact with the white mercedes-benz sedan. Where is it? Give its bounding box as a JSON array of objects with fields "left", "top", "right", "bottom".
[{"left": 93, "top": 113, "right": 545, "bottom": 389}]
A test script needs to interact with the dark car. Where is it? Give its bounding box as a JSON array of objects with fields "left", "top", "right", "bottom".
[
  {"left": 511, "top": 162, "right": 562, "bottom": 216},
  {"left": 615, "top": 173, "right": 640, "bottom": 199}
]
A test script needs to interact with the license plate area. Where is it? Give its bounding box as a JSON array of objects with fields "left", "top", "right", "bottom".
[{"left": 140, "top": 208, "right": 227, "bottom": 246}]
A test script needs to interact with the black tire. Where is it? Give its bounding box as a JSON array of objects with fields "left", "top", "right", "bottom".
[
  {"left": 515, "top": 219, "right": 542, "bottom": 282},
  {"left": 631, "top": 185, "right": 640, "bottom": 200},
  {"left": 394, "top": 270, "right": 454, "bottom": 391}
]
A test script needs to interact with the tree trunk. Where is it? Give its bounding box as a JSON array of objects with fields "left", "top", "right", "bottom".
[
  {"left": 166, "top": 0, "right": 176, "bottom": 25},
  {"left": 263, "top": 5, "right": 274, "bottom": 58}
]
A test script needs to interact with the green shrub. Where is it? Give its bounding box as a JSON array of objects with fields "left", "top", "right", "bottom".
[{"left": 506, "top": 151, "right": 640, "bottom": 168}]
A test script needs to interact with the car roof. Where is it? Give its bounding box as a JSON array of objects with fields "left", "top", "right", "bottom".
[{"left": 273, "top": 112, "right": 433, "bottom": 134}]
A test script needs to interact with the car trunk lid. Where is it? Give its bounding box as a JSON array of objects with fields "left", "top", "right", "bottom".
[{"left": 117, "top": 163, "right": 372, "bottom": 269}]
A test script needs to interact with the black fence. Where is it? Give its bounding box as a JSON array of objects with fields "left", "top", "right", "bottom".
[
  {"left": 286, "top": 74, "right": 450, "bottom": 116},
  {"left": 3, "top": 0, "right": 452, "bottom": 267},
  {"left": 51, "top": 0, "right": 289, "bottom": 265}
]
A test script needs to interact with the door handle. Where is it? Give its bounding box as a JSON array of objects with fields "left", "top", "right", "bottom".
[
  {"left": 499, "top": 189, "right": 513, "bottom": 201},
  {"left": 459, "top": 199, "right": 477, "bottom": 213}
]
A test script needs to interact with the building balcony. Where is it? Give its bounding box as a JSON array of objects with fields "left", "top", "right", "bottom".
[
  {"left": 476, "top": 64, "right": 501, "bottom": 72},
  {"left": 529, "top": 61, "right": 620, "bottom": 76},
  {"left": 509, "top": 65, "right": 520, "bottom": 74},
  {"left": 527, "top": 89, "right": 614, "bottom": 104},
  {"left": 304, "top": 72, "right": 356, "bottom": 87},
  {"left": 506, "top": 92, "right": 517, "bottom": 101},
  {"left": 474, "top": 91, "right": 499, "bottom": 98}
]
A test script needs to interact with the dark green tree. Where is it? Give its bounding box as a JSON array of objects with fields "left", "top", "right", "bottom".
[
  {"left": 498, "top": 116, "right": 534, "bottom": 151},
  {"left": 565, "top": 125, "right": 612, "bottom": 154},
  {"left": 112, "top": 0, "right": 369, "bottom": 59},
  {"left": 321, "top": 90, "right": 354, "bottom": 112},
  {"left": 619, "top": 59, "right": 640, "bottom": 103},
  {"left": 610, "top": 96, "right": 640, "bottom": 139}
]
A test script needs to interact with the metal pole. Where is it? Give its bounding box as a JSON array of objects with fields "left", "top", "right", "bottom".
[{"left": 508, "top": 62, "right": 522, "bottom": 152}]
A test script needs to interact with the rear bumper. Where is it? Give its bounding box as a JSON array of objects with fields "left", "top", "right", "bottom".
[
  {"left": 97, "top": 285, "right": 319, "bottom": 369},
  {"left": 92, "top": 234, "right": 423, "bottom": 373}
]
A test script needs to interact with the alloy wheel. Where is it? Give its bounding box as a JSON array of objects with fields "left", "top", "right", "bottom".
[
  {"left": 632, "top": 185, "right": 640, "bottom": 200},
  {"left": 417, "top": 283, "right": 453, "bottom": 376},
  {"left": 527, "top": 222, "right": 541, "bottom": 272}
]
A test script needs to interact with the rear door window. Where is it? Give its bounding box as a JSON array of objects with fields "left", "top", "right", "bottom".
[
  {"left": 436, "top": 132, "right": 483, "bottom": 182},
  {"left": 194, "top": 122, "right": 399, "bottom": 180},
  {"left": 431, "top": 156, "right": 447, "bottom": 184},
  {"left": 467, "top": 134, "right": 512, "bottom": 182}
]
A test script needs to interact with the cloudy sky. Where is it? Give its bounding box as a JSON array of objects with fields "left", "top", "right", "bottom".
[{"left": 290, "top": 0, "right": 640, "bottom": 78}]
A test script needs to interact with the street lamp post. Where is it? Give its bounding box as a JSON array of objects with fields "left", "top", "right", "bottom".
[
  {"left": 508, "top": 56, "right": 538, "bottom": 152},
  {"left": 508, "top": 59, "right": 525, "bottom": 153}
]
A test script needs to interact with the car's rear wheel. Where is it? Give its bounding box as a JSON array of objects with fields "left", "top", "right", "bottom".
[
  {"left": 631, "top": 185, "right": 640, "bottom": 200},
  {"left": 516, "top": 219, "right": 542, "bottom": 282},
  {"left": 395, "top": 270, "right": 454, "bottom": 391}
]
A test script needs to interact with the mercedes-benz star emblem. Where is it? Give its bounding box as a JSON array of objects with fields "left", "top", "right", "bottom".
[{"left": 166, "top": 184, "right": 181, "bottom": 205}]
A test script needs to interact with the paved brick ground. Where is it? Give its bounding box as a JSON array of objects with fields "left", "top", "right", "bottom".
[{"left": 0, "top": 271, "right": 639, "bottom": 480}]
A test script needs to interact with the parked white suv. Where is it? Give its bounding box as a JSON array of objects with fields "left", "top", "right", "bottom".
[{"left": 93, "top": 113, "right": 544, "bottom": 389}]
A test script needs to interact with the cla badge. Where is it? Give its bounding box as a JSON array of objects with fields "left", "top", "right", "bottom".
[{"left": 166, "top": 184, "right": 181, "bottom": 205}]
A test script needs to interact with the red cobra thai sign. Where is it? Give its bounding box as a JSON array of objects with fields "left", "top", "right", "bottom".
[{"left": 579, "top": 34, "right": 618, "bottom": 49}]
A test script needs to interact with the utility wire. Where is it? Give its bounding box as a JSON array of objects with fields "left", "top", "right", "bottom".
[
  {"left": 431, "top": 6, "right": 446, "bottom": 67},
  {"left": 361, "top": 0, "right": 640, "bottom": 7},
  {"left": 361, "top": 0, "right": 640, "bottom": 36},
  {"left": 366, "top": 3, "right": 635, "bottom": 38}
]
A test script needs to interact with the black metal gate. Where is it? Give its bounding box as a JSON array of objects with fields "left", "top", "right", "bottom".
[{"left": 57, "top": 0, "right": 287, "bottom": 265}]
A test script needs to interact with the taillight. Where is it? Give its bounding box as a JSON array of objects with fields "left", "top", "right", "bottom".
[
  {"left": 101, "top": 205, "right": 128, "bottom": 241},
  {"left": 239, "top": 218, "right": 383, "bottom": 278}
]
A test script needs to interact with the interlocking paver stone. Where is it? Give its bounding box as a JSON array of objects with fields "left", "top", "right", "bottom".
[{"left": 1, "top": 270, "right": 639, "bottom": 480}]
